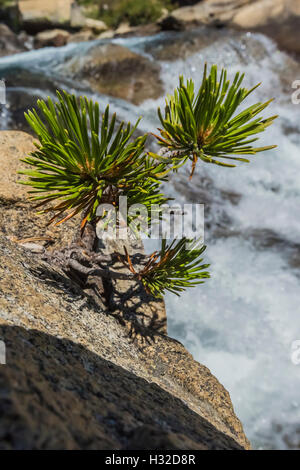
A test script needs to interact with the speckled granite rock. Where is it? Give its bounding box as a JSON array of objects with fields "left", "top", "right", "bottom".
[
  {"left": 0, "top": 130, "right": 250, "bottom": 450},
  {"left": 0, "top": 131, "right": 79, "bottom": 252},
  {"left": 0, "top": 236, "right": 249, "bottom": 450},
  {"left": 0, "top": 23, "right": 26, "bottom": 58}
]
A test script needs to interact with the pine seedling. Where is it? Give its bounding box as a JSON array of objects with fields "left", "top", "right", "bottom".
[{"left": 19, "top": 62, "right": 277, "bottom": 300}]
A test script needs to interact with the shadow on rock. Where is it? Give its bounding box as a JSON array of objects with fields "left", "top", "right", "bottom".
[{"left": 0, "top": 324, "right": 244, "bottom": 450}]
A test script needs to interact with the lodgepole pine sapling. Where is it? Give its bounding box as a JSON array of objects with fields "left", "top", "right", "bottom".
[{"left": 19, "top": 65, "right": 277, "bottom": 299}]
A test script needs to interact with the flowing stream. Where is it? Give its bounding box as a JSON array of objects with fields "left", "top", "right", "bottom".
[{"left": 1, "top": 27, "right": 300, "bottom": 449}]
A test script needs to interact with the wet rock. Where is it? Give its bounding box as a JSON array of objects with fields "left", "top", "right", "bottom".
[
  {"left": 97, "top": 30, "right": 115, "bottom": 40},
  {"left": 159, "top": 0, "right": 248, "bottom": 30},
  {"left": 2, "top": 69, "right": 67, "bottom": 132},
  {"left": 160, "top": 0, "right": 300, "bottom": 54},
  {"left": 144, "top": 26, "right": 234, "bottom": 61},
  {"left": 34, "top": 29, "right": 71, "bottom": 49},
  {"left": 0, "top": 23, "right": 26, "bottom": 57},
  {"left": 70, "top": 3, "right": 108, "bottom": 33},
  {"left": 111, "top": 22, "right": 160, "bottom": 39},
  {"left": 115, "top": 22, "right": 132, "bottom": 36},
  {"left": 18, "top": 0, "right": 72, "bottom": 33},
  {"left": 231, "top": 0, "right": 300, "bottom": 54},
  {"left": 0, "top": 130, "right": 250, "bottom": 450},
  {"left": 17, "top": 30, "right": 34, "bottom": 50},
  {"left": 70, "top": 1, "right": 87, "bottom": 29},
  {"left": 67, "top": 29, "right": 96, "bottom": 44},
  {"left": 122, "top": 22, "right": 161, "bottom": 38},
  {"left": 282, "top": 425, "right": 300, "bottom": 449},
  {"left": 84, "top": 18, "right": 108, "bottom": 34},
  {"left": 173, "top": 0, "right": 203, "bottom": 5},
  {"left": 61, "top": 43, "right": 164, "bottom": 105}
]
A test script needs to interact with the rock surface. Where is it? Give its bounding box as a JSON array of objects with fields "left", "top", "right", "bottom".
[
  {"left": 172, "top": 0, "right": 202, "bottom": 5},
  {"left": 160, "top": 0, "right": 300, "bottom": 54},
  {"left": 18, "top": 0, "right": 73, "bottom": 32},
  {"left": 0, "top": 131, "right": 79, "bottom": 251},
  {"left": 84, "top": 18, "right": 108, "bottom": 34},
  {"left": 61, "top": 43, "right": 164, "bottom": 105},
  {"left": 0, "top": 238, "right": 248, "bottom": 450},
  {"left": 231, "top": 0, "right": 300, "bottom": 54},
  {"left": 0, "top": 130, "right": 250, "bottom": 450},
  {"left": 0, "top": 23, "right": 26, "bottom": 57},
  {"left": 67, "top": 29, "right": 96, "bottom": 44},
  {"left": 115, "top": 22, "right": 133, "bottom": 36},
  {"left": 160, "top": 0, "right": 251, "bottom": 30},
  {"left": 34, "top": 29, "right": 71, "bottom": 49}
]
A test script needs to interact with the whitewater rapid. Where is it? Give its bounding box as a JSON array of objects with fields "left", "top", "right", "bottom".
[{"left": 1, "top": 27, "right": 300, "bottom": 449}]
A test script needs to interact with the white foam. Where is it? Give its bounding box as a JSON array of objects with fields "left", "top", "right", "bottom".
[{"left": 142, "top": 31, "right": 300, "bottom": 449}]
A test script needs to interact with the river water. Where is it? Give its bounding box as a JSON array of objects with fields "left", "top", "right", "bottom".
[{"left": 1, "top": 27, "right": 300, "bottom": 449}]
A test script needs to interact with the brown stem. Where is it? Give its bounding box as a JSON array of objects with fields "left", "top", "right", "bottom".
[
  {"left": 68, "top": 258, "right": 135, "bottom": 281},
  {"left": 190, "top": 152, "right": 198, "bottom": 180},
  {"left": 72, "top": 211, "right": 98, "bottom": 252}
]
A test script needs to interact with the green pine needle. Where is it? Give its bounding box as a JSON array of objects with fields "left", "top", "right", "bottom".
[
  {"left": 120, "top": 238, "right": 210, "bottom": 298},
  {"left": 153, "top": 64, "right": 277, "bottom": 177},
  {"left": 20, "top": 91, "right": 169, "bottom": 229},
  {"left": 18, "top": 66, "right": 276, "bottom": 299}
]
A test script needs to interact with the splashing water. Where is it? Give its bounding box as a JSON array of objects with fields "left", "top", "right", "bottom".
[{"left": 1, "top": 27, "right": 300, "bottom": 449}]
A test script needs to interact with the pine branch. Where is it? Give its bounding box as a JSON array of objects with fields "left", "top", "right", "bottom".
[
  {"left": 118, "top": 238, "right": 210, "bottom": 298},
  {"left": 67, "top": 258, "right": 133, "bottom": 281},
  {"left": 151, "top": 64, "right": 277, "bottom": 178},
  {"left": 20, "top": 91, "right": 169, "bottom": 229}
]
